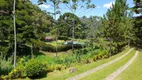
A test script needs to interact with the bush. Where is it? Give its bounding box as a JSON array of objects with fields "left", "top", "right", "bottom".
[
  {"left": 85, "top": 59, "right": 91, "bottom": 64},
  {"left": 8, "top": 67, "right": 25, "bottom": 79},
  {"left": 0, "top": 75, "right": 9, "bottom": 80},
  {"left": 56, "top": 55, "right": 77, "bottom": 67},
  {"left": 40, "top": 44, "right": 55, "bottom": 52},
  {"left": 0, "top": 56, "right": 13, "bottom": 76},
  {"left": 96, "top": 54, "right": 102, "bottom": 60},
  {"left": 40, "top": 43, "right": 83, "bottom": 52},
  {"left": 58, "top": 36, "right": 69, "bottom": 40},
  {"left": 25, "top": 59, "right": 47, "bottom": 78},
  {"left": 93, "top": 55, "right": 97, "bottom": 61},
  {"left": 81, "top": 48, "right": 88, "bottom": 54},
  {"left": 54, "top": 64, "right": 65, "bottom": 71},
  {"left": 46, "top": 65, "right": 55, "bottom": 72},
  {"left": 46, "top": 64, "right": 66, "bottom": 72},
  {"left": 8, "top": 58, "right": 27, "bottom": 79},
  {"left": 33, "top": 55, "right": 67, "bottom": 72}
]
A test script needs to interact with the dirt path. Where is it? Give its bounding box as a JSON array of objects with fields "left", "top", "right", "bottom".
[
  {"left": 105, "top": 51, "right": 139, "bottom": 80},
  {"left": 67, "top": 48, "right": 134, "bottom": 80}
]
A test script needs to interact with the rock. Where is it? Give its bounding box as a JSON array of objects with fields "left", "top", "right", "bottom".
[{"left": 69, "top": 67, "right": 77, "bottom": 73}]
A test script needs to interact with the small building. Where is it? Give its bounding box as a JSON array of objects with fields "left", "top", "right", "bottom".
[{"left": 45, "top": 36, "right": 53, "bottom": 42}]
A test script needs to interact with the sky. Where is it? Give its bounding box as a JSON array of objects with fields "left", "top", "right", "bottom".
[{"left": 30, "top": 0, "right": 135, "bottom": 18}]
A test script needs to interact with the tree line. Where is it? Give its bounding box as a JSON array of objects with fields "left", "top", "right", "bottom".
[{"left": 0, "top": 0, "right": 142, "bottom": 67}]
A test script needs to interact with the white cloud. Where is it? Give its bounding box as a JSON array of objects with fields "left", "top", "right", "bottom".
[
  {"left": 39, "top": 4, "right": 50, "bottom": 9},
  {"left": 103, "top": 1, "right": 115, "bottom": 8}
]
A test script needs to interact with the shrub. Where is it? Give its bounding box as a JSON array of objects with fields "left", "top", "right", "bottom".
[
  {"left": 40, "top": 44, "right": 55, "bottom": 52},
  {"left": 99, "top": 50, "right": 110, "bottom": 59},
  {"left": 96, "top": 55, "right": 101, "bottom": 60},
  {"left": 8, "top": 67, "right": 25, "bottom": 79},
  {"left": 54, "top": 64, "right": 63, "bottom": 71},
  {"left": 25, "top": 59, "right": 47, "bottom": 78},
  {"left": 40, "top": 42, "right": 84, "bottom": 52},
  {"left": 0, "top": 75, "right": 9, "bottom": 80},
  {"left": 93, "top": 55, "right": 97, "bottom": 61},
  {"left": 56, "top": 55, "right": 77, "bottom": 67},
  {"left": 85, "top": 59, "right": 91, "bottom": 64},
  {"left": 82, "top": 54, "right": 91, "bottom": 64},
  {"left": 56, "top": 44, "right": 83, "bottom": 52},
  {"left": 58, "top": 36, "right": 69, "bottom": 40},
  {"left": 46, "top": 64, "right": 66, "bottom": 72},
  {"left": 0, "top": 56, "right": 13, "bottom": 76},
  {"left": 8, "top": 58, "right": 27, "bottom": 79},
  {"left": 81, "top": 48, "right": 88, "bottom": 54},
  {"left": 46, "top": 65, "right": 55, "bottom": 72}
]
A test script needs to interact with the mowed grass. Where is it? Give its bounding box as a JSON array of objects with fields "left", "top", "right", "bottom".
[
  {"left": 41, "top": 47, "right": 131, "bottom": 80},
  {"left": 114, "top": 50, "right": 142, "bottom": 80},
  {"left": 40, "top": 50, "right": 72, "bottom": 57},
  {"left": 80, "top": 49, "right": 136, "bottom": 80},
  {"left": 45, "top": 40, "right": 65, "bottom": 46}
]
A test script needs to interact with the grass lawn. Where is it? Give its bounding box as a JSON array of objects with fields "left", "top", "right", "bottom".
[
  {"left": 114, "top": 50, "right": 142, "bottom": 80},
  {"left": 45, "top": 40, "right": 65, "bottom": 46},
  {"left": 40, "top": 50, "right": 72, "bottom": 57},
  {"left": 41, "top": 47, "right": 131, "bottom": 80},
  {"left": 80, "top": 49, "right": 136, "bottom": 80}
]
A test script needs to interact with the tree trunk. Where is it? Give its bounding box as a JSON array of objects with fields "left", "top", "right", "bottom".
[
  {"left": 31, "top": 43, "right": 34, "bottom": 59},
  {"left": 71, "top": 10, "right": 76, "bottom": 56},
  {"left": 54, "top": 3, "right": 58, "bottom": 58},
  {"left": 13, "top": 0, "right": 17, "bottom": 69}
]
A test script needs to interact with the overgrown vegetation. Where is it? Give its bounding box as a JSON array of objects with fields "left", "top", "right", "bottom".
[{"left": 41, "top": 47, "right": 130, "bottom": 80}]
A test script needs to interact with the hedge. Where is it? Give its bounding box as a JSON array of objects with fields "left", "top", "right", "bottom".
[{"left": 40, "top": 43, "right": 86, "bottom": 52}]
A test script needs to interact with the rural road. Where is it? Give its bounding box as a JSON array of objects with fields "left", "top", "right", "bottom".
[{"left": 105, "top": 50, "right": 139, "bottom": 80}]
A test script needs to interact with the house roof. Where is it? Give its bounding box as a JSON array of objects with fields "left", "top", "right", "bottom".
[{"left": 45, "top": 36, "right": 53, "bottom": 40}]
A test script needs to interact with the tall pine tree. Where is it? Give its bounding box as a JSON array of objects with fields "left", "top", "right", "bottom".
[
  {"left": 133, "top": 0, "right": 142, "bottom": 47},
  {"left": 101, "top": 0, "right": 134, "bottom": 53}
]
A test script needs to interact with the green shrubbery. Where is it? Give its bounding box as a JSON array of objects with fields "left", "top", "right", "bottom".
[
  {"left": 58, "top": 36, "right": 69, "bottom": 40},
  {"left": 0, "top": 44, "right": 119, "bottom": 80},
  {"left": 0, "top": 56, "right": 13, "bottom": 76},
  {"left": 41, "top": 44, "right": 55, "bottom": 52},
  {"left": 40, "top": 42, "right": 84, "bottom": 52},
  {"left": 8, "top": 65, "right": 26, "bottom": 79},
  {"left": 25, "top": 59, "right": 47, "bottom": 78},
  {"left": 93, "top": 50, "right": 110, "bottom": 61},
  {"left": 57, "top": 55, "right": 77, "bottom": 67},
  {"left": 0, "top": 56, "right": 48, "bottom": 79},
  {"left": 9, "top": 57, "right": 29, "bottom": 79}
]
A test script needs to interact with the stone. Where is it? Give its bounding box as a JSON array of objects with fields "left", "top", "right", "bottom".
[{"left": 69, "top": 67, "right": 77, "bottom": 73}]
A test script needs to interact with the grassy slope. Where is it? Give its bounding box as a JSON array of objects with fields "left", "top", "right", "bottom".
[
  {"left": 114, "top": 50, "right": 142, "bottom": 80},
  {"left": 40, "top": 50, "right": 72, "bottom": 57},
  {"left": 41, "top": 47, "right": 131, "bottom": 80},
  {"left": 80, "top": 49, "right": 136, "bottom": 80}
]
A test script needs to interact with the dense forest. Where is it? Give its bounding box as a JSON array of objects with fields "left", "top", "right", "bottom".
[{"left": 0, "top": 0, "right": 142, "bottom": 79}]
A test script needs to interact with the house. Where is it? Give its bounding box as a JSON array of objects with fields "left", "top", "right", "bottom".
[{"left": 45, "top": 36, "right": 53, "bottom": 42}]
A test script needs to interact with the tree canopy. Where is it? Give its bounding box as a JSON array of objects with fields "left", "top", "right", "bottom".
[
  {"left": 101, "top": 0, "right": 134, "bottom": 53},
  {"left": 0, "top": 0, "right": 52, "bottom": 56},
  {"left": 57, "top": 12, "right": 84, "bottom": 38}
]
